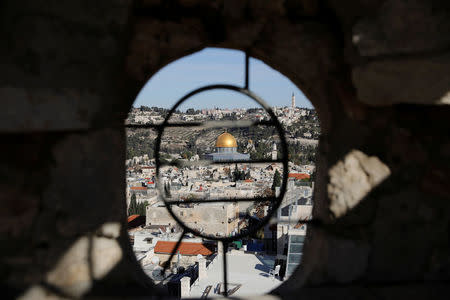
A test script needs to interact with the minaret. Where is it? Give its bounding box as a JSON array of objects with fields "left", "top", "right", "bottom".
[
  {"left": 291, "top": 92, "right": 295, "bottom": 109},
  {"left": 271, "top": 142, "right": 277, "bottom": 160}
]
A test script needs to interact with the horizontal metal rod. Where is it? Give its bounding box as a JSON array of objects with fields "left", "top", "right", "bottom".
[
  {"left": 126, "top": 119, "right": 274, "bottom": 130},
  {"left": 165, "top": 197, "right": 277, "bottom": 205},
  {"left": 175, "top": 119, "right": 274, "bottom": 129},
  {"left": 160, "top": 158, "right": 284, "bottom": 168},
  {"left": 125, "top": 123, "right": 159, "bottom": 129}
]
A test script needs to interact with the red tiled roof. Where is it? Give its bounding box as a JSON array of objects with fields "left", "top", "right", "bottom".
[
  {"left": 288, "top": 173, "right": 310, "bottom": 180},
  {"left": 128, "top": 215, "right": 140, "bottom": 223},
  {"left": 154, "top": 241, "right": 214, "bottom": 256},
  {"left": 130, "top": 186, "right": 147, "bottom": 191},
  {"left": 244, "top": 179, "right": 254, "bottom": 182}
]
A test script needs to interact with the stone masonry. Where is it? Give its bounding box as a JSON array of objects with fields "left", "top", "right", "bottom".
[{"left": 1, "top": 0, "right": 449, "bottom": 299}]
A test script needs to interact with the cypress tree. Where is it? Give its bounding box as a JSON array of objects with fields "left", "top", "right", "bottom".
[
  {"left": 271, "top": 169, "right": 281, "bottom": 190},
  {"left": 128, "top": 193, "right": 137, "bottom": 216}
]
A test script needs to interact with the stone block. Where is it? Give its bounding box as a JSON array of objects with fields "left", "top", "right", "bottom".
[
  {"left": 198, "top": 257, "right": 207, "bottom": 280},
  {"left": 180, "top": 276, "right": 191, "bottom": 298},
  {"left": 44, "top": 234, "right": 122, "bottom": 298},
  {"left": 352, "top": 0, "right": 450, "bottom": 56},
  {"left": 353, "top": 53, "right": 450, "bottom": 106},
  {"left": 300, "top": 227, "right": 370, "bottom": 285},
  {"left": 328, "top": 150, "right": 391, "bottom": 218},
  {"left": 0, "top": 87, "right": 101, "bottom": 132},
  {"left": 96, "top": 222, "right": 122, "bottom": 239}
]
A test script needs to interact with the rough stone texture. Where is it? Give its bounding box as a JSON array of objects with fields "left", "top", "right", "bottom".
[
  {"left": 18, "top": 286, "right": 70, "bottom": 300},
  {"left": 0, "top": 0, "right": 135, "bottom": 131},
  {"left": 1, "top": 0, "right": 450, "bottom": 299},
  {"left": 352, "top": 0, "right": 450, "bottom": 56},
  {"left": 180, "top": 276, "right": 191, "bottom": 298},
  {"left": 0, "top": 87, "right": 102, "bottom": 132},
  {"left": 328, "top": 150, "right": 391, "bottom": 218},
  {"left": 353, "top": 53, "right": 450, "bottom": 106},
  {"left": 198, "top": 257, "right": 207, "bottom": 280}
]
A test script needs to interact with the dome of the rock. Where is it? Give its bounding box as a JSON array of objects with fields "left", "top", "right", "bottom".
[
  {"left": 215, "top": 132, "right": 238, "bottom": 148},
  {"left": 205, "top": 132, "right": 249, "bottom": 162}
]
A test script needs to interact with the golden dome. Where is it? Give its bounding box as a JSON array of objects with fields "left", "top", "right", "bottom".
[{"left": 215, "top": 132, "right": 237, "bottom": 148}]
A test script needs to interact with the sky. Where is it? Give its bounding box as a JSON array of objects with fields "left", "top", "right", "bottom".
[{"left": 133, "top": 47, "right": 312, "bottom": 111}]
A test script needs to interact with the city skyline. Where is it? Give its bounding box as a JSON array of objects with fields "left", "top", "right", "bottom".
[{"left": 133, "top": 47, "right": 313, "bottom": 111}]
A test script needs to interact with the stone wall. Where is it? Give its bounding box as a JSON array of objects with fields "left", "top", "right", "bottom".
[
  {"left": 1, "top": 0, "right": 449, "bottom": 299},
  {"left": 146, "top": 204, "right": 237, "bottom": 236}
]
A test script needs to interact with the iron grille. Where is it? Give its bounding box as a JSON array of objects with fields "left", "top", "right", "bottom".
[{"left": 126, "top": 51, "right": 291, "bottom": 297}]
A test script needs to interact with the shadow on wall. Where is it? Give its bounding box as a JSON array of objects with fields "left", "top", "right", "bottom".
[
  {"left": 15, "top": 222, "right": 164, "bottom": 299},
  {"left": 274, "top": 105, "right": 450, "bottom": 295}
]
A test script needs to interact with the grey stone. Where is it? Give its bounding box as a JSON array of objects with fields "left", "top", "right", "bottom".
[
  {"left": 328, "top": 150, "right": 391, "bottom": 218},
  {"left": 352, "top": 0, "right": 450, "bottom": 56},
  {"left": 0, "top": 87, "right": 101, "bottom": 132},
  {"left": 1, "top": 1, "right": 450, "bottom": 299},
  {"left": 353, "top": 53, "right": 450, "bottom": 106}
]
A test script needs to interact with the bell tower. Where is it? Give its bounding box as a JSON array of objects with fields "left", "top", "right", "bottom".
[
  {"left": 271, "top": 142, "right": 277, "bottom": 160},
  {"left": 291, "top": 92, "right": 295, "bottom": 109}
]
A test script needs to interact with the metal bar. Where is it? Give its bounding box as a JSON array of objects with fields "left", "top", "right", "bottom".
[
  {"left": 166, "top": 197, "right": 277, "bottom": 205},
  {"left": 244, "top": 52, "right": 249, "bottom": 89},
  {"left": 163, "top": 122, "right": 203, "bottom": 127},
  {"left": 201, "top": 285, "right": 212, "bottom": 298},
  {"left": 192, "top": 119, "right": 273, "bottom": 129},
  {"left": 228, "top": 284, "right": 242, "bottom": 296},
  {"left": 160, "top": 158, "right": 284, "bottom": 168},
  {"left": 125, "top": 123, "right": 160, "bottom": 129},
  {"left": 127, "top": 119, "right": 274, "bottom": 130},
  {"left": 161, "top": 229, "right": 186, "bottom": 277},
  {"left": 151, "top": 82, "right": 290, "bottom": 242},
  {"left": 222, "top": 241, "right": 228, "bottom": 297},
  {"left": 165, "top": 119, "right": 273, "bottom": 129}
]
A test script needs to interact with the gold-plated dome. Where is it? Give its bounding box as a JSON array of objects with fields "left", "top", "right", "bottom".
[{"left": 215, "top": 132, "right": 237, "bottom": 148}]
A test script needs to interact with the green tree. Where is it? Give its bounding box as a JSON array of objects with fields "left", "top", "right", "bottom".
[
  {"left": 232, "top": 164, "right": 247, "bottom": 182},
  {"left": 128, "top": 193, "right": 137, "bottom": 216},
  {"left": 137, "top": 201, "right": 148, "bottom": 216},
  {"left": 128, "top": 195, "right": 148, "bottom": 216},
  {"left": 126, "top": 130, "right": 155, "bottom": 159},
  {"left": 232, "top": 164, "right": 240, "bottom": 182},
  {"left": 271, "top": 169, "right": 281, "bottom": 190}
]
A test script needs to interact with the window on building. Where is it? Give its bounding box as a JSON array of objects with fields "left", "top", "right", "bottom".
[{"left": 286, "top": 232, "right": 305, "bottom": 277}]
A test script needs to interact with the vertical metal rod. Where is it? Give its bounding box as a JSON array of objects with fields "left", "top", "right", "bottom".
[
  {"left": 161, "top": 229, "right": 186, "bottom": 276},
  {"left": 222, "top": 241, "right": 228, "bottom": 297},
  {"left": 244, "top": 51, "right": 249, "bottom": 89}
]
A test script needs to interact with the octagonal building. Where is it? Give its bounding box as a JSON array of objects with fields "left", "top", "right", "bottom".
[{"left": 204, "top": 132, "right": 250, "bottom": 162}]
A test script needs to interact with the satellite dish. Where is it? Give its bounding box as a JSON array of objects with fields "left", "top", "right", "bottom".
[
  {"left": 196, "top": 254, "right": 203, "bottom": 260},
  {"left": 151, "top": 256, "right": 160, "bottom": 265}
]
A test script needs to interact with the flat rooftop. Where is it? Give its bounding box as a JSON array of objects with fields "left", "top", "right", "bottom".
[{"left": 189, "top": 252, "right": 282, "bottom": 298}]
